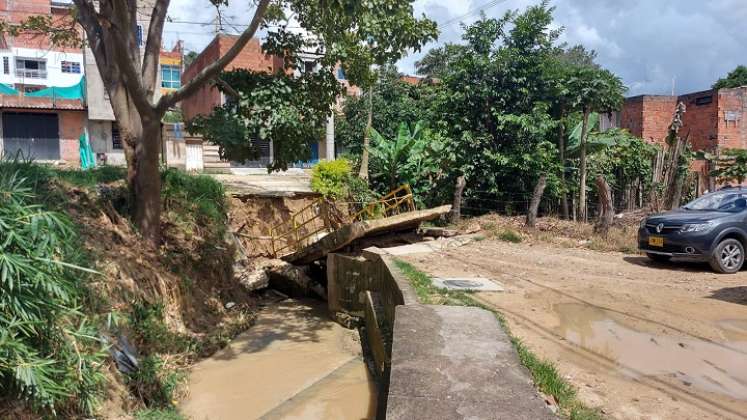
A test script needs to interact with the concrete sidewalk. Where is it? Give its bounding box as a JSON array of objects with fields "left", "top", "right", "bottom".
[{"left": 210, "top": 171, "right": 313, "bottom": 196}]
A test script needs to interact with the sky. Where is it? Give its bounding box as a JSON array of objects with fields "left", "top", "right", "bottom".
[{"left": 163, "top": 0, "right": 747, "bottom": 96}]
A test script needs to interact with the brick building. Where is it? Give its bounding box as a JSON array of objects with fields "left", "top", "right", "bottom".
[
  {"left": 620, "top": 87, "right": 747, "bottom": 191},
  {"left": 181, "top": 34, "right": 351, "bottom": 168}
]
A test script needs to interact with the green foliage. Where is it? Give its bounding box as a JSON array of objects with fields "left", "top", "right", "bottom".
[
  {"left": 713, "top": 65, "right": 747, "bottom": 90},
  {"left": 53, "top": 166, "right": 126, "bottom": 188},
  {"left": 588, "top": 129, "right": 658, "bottom": 188},
  {"left": 498, "top": 229, "right": 523, "bottom": 243},
  {"left": 128, "top": 303, "right": 197, "bottom": 355},
  {"left": 709, "top": 149, "right": 747, "bottom": 185},
  {"left": 128, "top": 355, "right": 185, "bottom": 409},
  {"left": 135, "top": 408, "right": 187, "bottom": 420},
  {"left": 368, "top": 121, "right": 451, "bottom": 204},
  {"left": 335, "top": 65, "right": 428, "bottom": 156},
  {"left": 188, "top": 69, "right": 339, "bottom": 171},
  {"left": 0, "top": 165, "right": 107, "bottom": 416},
  {"left": 311, "top": 159, "right": 353, "bottom": 199},
  {"left": 161, "top": 169, "right": 227, "bottom": 234}
]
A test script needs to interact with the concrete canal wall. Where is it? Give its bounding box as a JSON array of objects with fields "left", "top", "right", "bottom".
[{"left": 327, "top": 248, "right": 556, "bottom": 420}]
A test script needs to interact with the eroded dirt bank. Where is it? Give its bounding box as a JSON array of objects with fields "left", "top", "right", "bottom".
[{"left": 402, "top": 239, "right": 747, "bottom": 420}]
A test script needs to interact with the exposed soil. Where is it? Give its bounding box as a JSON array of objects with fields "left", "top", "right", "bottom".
[{"left": 401, "top": 234, "right": 747, "bottom": 420}]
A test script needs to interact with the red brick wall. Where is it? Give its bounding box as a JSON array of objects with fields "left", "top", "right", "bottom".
[
  {"left": 0, "top": 1, "right": 82, "bottom": 53},
  {"left": 678, "top": 90, "right": 719, "bottom": 152},
  {"left": 181, "top": 36, "right": 284, "bottom": 122},
  {"left": 716, "top": 88, "right": 747, "bottom": 151},
  {"left": 621, "top": 96, "right": 677, "bottom": 145},
  {"left": 59, "top": 110, "right": 85, "bottom": 164},
  {"left": 621, "top": 96, "right": 644, "bottom": 138}
]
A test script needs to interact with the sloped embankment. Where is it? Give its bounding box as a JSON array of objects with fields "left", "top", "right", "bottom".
[{"left": 0, "top": 163, "right": 257, "bottom": 419}]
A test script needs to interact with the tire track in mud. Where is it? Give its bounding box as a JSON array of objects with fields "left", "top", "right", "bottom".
[
  {"left": 444, "top": 252, "right": 747, "bottom": 356},
  {"left": 422, "top": 252, "right": 747, "bottom": 419}
]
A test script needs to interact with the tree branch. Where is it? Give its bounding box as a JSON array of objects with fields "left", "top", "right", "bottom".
[
  {"left": 142, "top": 0, "right": 170, "bottom": 101},
  {"left": 72, "top": 0, "right": 107, "bottom": 68},
  {"left": 155, "top": 0, "right": 271, "bottom": 112}
]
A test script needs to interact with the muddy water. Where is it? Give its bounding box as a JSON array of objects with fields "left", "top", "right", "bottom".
[
  {"left": 553, "top": 303, "right": 747, "bottom": 401},
  {"left": 181, "top": 299, "right": 376, "bottom": 420}
]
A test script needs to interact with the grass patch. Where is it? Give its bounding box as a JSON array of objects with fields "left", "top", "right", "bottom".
[
  {"left": 134, "top": 407, "right": 186, "bottom": 420},
  {"left": 497, "top": 228, "right": 523, "bottom": 243},
  {"left": 393, "top": 259, "right": 603, "bottom": 420},
  {"left": 53, "top": 166, "right": 127, "bottom": 187}
]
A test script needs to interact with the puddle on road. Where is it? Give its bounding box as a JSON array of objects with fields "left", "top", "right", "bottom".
[{"left": 553, "top": 303, "right": 747, "bottom": 400}]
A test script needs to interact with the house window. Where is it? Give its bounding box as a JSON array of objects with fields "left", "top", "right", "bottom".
[
  {"left": 695, "top": 96, "right": 713, "bottom": 106},
  {"left": 112, "top": 124, "right": 122, "bottom": 150},
  {"left": 136, "top": 25, "right": 143, "bottom": 47},
  {"left": 161, "top": 64, "right": 180, "bottom": 89},
  {"left": 61, "top": 61, "right": 81, "bottom": 74},
  {"left": 336, "top": 67, "right": 345, "bottom": 80},
  {"left": 15, "top": 57, "right": 47, "bottom": 79},
  {"left": 304, "top": 61, "right": 315, "bottom": 74},
  {"left": 3, "top": 57, "right": 9, "bottom": 75}
]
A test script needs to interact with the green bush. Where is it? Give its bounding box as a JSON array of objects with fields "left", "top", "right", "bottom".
[
  {"left": 498, "top": 229, "right": 523, "bottom": 243},
  {"left": 0, "top": 167, "right": 107, "bottom": 416},
  {"left": 311, "top": 159, "right": 353, "bottom": 199},
  {"left": 128, "top": 302, "right": 197, "bottom": 355},
  {"left": 128, "top": 355, "right": 185, "bottom": 408}
]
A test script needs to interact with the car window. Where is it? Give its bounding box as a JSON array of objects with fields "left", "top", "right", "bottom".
[{"left": 684, "top": 191, "right": 747, "bottom": 212}]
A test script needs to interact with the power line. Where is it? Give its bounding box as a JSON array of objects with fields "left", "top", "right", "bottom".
[{"left": 437, "top": 0, "right": 510, "bottom": 30}]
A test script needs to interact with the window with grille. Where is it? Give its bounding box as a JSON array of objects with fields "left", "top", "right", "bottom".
[
  {"left": 61, "top": 61, "right": 81, "bottom": 74},
  {"left": 112, "top": 124, "right": 123, "bottom": 150},
  {"left": 3, "top": 57, "right": 9, "bottom": 75},
  {"left": 136, "top": 25, "right": 143, "bottom": 47},
  {"left": 161, "top": 64, "right": 181, "bottom": 89},
  {"left": 15, "top": 57, "right": 47, "bottom": 79}
]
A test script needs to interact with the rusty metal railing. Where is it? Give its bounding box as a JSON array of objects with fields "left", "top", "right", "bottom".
[{"left": 269, "top": 184, "right": 416, "bottom": 257}]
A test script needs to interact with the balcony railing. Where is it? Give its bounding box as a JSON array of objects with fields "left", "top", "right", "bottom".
[{"left": 15, "top": 69, "right": 47, "bottom": 79}]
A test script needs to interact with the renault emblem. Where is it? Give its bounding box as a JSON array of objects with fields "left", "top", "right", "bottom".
[{"left": 656, "top": 223, "right": 664, "bottom": 233}]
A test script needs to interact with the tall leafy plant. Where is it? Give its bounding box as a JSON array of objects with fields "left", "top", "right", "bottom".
[
  {"left": 368, "top": 122, "right": 449, "bottom": 204},
  {"left": 0, "top": 166, "right": 106, "bottom": 416}
]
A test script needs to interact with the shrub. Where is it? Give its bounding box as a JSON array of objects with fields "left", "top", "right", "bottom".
[
  {"left": 128, "top": 302, "right": 197, "bottom": 355},
  {"left": 311, "top": 159, "right": 353, "bottom": 199},
  {"left": 0, "top": 168, "right": 107, "bottom": 416},
  {"left": 128, "top": 355, "right": 184, "bottom": 408},
  {"left": 161, "top": 169, "right": 227, "bottom": 235},
  {"left": 498, "top": 229, "right": 523, "bottom": 243}
]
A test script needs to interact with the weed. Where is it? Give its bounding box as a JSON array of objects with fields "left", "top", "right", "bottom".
[
  {"left": 53, "top": 166, "right": 127, "bottom": 187},
  {"left": 498, "top": 229, "right": 523, "bottom": 243},
  {"left": 128, "top": 355, "right": 185, "bottom": 408},
  {"left": 128, "top": 302, "right": 198, "bottom": 355},
  {"left": 394, "top": 259, "right": 603, "bottom": 420},
  {"left": 134, "top": 408, "right": 187, "bottom": 420}
]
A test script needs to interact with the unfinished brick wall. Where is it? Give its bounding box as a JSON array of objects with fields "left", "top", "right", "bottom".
[
  {"left": 59, "top": 110, "right": 85, "bottom": 164},
  {"left": 180, "top": 36, "right": 284, "bottom": 122},
  {"left": 621, "top": 96, "right": 678, "bottom": 145},
  {"left": 678, "top": 90, "right": 719, "bottom": 152},
  {"left": 717, "top": 88, "right": 747, "bottom": 151}
]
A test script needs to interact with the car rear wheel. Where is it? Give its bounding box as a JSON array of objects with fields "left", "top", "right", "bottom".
[
  {"left": 646, "top": 253, "right": 671, "bottom": 263},
  {"left": 709, "top": 239, "right": 745, "bottom": 274}
]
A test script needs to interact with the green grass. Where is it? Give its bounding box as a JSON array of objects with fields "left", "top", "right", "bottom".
[
  {"left": 497, "top": 228, "right": 523, "bottom": 243},
  {"left": 134, "top": 408, "right": 186, "bottom": 420},
  {"left": 394, "top": 259, "right": 603, "bottom": 420}
]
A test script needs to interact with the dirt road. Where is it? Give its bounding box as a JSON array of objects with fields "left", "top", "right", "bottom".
[{"left": 401, "top": 239, "right": 747, "bottom": 420}]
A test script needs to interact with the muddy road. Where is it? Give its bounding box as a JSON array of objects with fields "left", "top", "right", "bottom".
[{"left": 402, "top": 239, "right": 747, "bottom": 420}]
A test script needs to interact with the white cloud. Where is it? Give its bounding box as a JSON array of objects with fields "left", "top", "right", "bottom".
[{"left": 162, "top": 0, "right": 747, "bottom": 95}]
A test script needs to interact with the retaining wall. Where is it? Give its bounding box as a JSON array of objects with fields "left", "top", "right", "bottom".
[{"left": 326, "top": 248, "right": 556, "bottom": 420}]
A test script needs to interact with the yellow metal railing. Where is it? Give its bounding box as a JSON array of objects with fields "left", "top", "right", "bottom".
[{"left": 269, "top": 184, "right": 416, "bottom": 257}]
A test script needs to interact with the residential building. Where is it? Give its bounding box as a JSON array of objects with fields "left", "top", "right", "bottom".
[
  {"left": 160, "top": 41, "right": 183, "bottom": 96},
  {"left": 0, "top": 0, "right": 87, "bottom": 163},
  {"left": 619, "top": 86, "right": 747, "bottom": 191},
  {"left": 181, "top": 34, "right": 352, "bottom": 168}
]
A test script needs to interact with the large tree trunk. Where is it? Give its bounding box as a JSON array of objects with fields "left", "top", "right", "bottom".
[
  {"left": 526, "top": 173, "right": 547, "bottom": 228},
  {"left": 578, "top": 109, "right": 591, "bottom": 222},
  {"left": 450, "top": 175, "right": 466, "bottom": 224},
  {"left": 558, "top": 116, "right": 569, "bottom": 219},
  {"left": 595, "top": 175, "right": 614, "bottom": 236},
  {"left": 133, "top": 119, "right": 163, "bottom": 244},
  {"left": 358, "top": 86, "right": 374, "bottom": 181}
]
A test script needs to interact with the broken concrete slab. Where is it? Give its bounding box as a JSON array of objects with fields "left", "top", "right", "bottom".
[
  {"left": 374, "top": 234, "right": 475, "bottom": 256},
  {"left": 386, "top": 304, "right": 556, "bottom": 420},
  {"left": 432, "top": 277, "right": 504, "bottom": 292},
  {"left": 283, "top": 205, "right": 451, "bottom": 264}
]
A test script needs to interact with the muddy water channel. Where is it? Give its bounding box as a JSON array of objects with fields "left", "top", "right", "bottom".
[
  {"left": 553, "top": 303, "right": 747, "bottom": 401},
  {"left": 181, "top": 299, "right": 377, "bottom": 420}
]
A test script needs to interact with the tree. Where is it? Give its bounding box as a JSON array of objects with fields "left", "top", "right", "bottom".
[
  {"left": 564, "top": 66, "right": 626, "bottom": 221},
  {"left": 713, "top": 65, "right": 747, "bottom": 89},
  {"left": 5, "top": 0, "right": 436, "bottom": 244},
  {"left": 415, "top": 43, "right": 466, "bottom": 80}
]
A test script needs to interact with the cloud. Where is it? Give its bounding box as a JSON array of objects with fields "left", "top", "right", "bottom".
[{"left": 163, "top": 0, "right": 747, "bottom": 96}]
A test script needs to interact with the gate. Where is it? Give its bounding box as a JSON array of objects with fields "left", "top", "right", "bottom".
[{"left": 2, "top": 112, "right": 60, "bottom": 160}]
